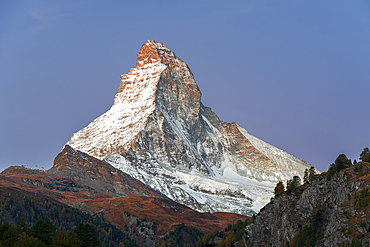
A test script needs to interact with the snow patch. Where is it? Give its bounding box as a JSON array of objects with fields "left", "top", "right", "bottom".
[{"left": 67, "top": 61, "right": 167, "bottom": 157}]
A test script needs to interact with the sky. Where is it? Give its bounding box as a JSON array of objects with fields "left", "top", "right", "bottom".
[{"left": 0, "top": 1, "right": 369, "bottom": 173}]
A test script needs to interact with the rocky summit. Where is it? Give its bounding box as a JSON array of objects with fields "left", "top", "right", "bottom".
[{"left": 66, "top": 40, "right": 315, "bottom": 215}]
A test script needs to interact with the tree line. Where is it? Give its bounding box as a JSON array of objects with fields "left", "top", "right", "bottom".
[
  {"left": 274, "top": 147, "right": 370, "bottom": 195},
  {"left": 0, "top": 218, "right": 99, "bottom": 247}
]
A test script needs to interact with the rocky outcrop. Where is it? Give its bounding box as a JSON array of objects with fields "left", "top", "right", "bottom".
[
  {"left": 49, "top": 145, "right": 165, "bottom": 199},
  {"left": 66, "top": 40, "right": 314, "bottom": 214},
  {"left": 243, "top": 162, "right": 370, "bottom": 246}
]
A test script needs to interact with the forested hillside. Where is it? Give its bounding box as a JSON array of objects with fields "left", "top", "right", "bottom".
[
  {"left": 157, "top": 218, "right": 251, "bottom": 246},
  {"left": 0, "top": 185, "right": 137, "bottom": 246}
]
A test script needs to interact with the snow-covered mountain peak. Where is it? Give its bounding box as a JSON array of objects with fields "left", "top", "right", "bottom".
[{"left": 66, "top": 40, "right": 316, "bottom": 215}]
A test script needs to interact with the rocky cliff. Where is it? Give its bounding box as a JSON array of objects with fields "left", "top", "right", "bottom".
[
  {"left": 243, "top": 162, "right": 370, "bottom": 247},
  {"left": 66, "top": 40, "right": 314, "bottom": 215}
]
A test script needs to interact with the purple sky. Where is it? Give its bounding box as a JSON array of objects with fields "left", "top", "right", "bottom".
[{"left": 1, "top": 1, "right": 369, "bottom": 172}]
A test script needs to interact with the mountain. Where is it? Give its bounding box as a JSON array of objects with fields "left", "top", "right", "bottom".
[
  {"left": 0, "top": 146, "right": 247, "bottom": 246},
  {"left": 66, "top": 40, "right": 315, "bottom": 215},
  {"left": 243, "top": 161, "right": 370, "bottom": 247}
]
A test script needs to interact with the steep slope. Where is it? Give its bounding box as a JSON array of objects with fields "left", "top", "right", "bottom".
[
  {"left": 66, "top": 40, "right": 314, "bottom": 215},
  {"left": 243, "top": 162, "right": 370, "bottom": 247},
  {"left": 0, "top": 147, "right": 247, "bottom": 246},
  {"left": 49, "top": 145, "right": 165, "bottom": 199},
  {"left": 0, "top": 145, "right": 165, "bottom": 204}
]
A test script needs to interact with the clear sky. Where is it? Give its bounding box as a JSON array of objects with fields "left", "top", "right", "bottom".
[{"left": 1, "top": 1, "right": 369, "bottom": 172}]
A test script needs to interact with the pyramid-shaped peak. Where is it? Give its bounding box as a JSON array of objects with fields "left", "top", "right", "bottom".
[
  {"left": 136, "top": 40, "right": 178, "bottom": 68},
  {"left": 65, "top": 40, "right": 314, "bottom": 215}
]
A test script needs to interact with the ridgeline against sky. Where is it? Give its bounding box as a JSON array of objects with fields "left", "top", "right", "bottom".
[{"left": 0, "top": 1, "right": 369, "bottom": 172}]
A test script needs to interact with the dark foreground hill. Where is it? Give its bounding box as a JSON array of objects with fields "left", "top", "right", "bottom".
[
  {"left": 0, "top": 145, "right": 247, "bottom": 246},
  {"left": 243, "top": 161, "right": 370, "bottom": 247},
  {"left": 0, "top": 185, "right": 137, "bottom": 246}
]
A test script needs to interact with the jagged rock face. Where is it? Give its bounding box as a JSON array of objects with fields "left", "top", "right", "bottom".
[
  {"left": 66, "top": 40, "right": 314, "bottom": 215},
  {"left": 243, "top": 163, "right": 370, "bottom": 246}
]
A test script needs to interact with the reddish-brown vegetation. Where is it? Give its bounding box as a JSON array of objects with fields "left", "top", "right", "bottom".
[
  {"left": 83, "top": 195, "right": 247, "bottom": 236},
  {"left": 0, "top": 162, "right": 247, "bottom": 241}
]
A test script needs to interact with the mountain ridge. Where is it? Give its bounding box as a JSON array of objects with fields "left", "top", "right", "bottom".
[{"left": 65, "top": 40, "right": 315, "bottom": 214}]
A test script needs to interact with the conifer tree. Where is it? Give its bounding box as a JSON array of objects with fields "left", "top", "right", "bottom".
[
  {"left": 31, "top": 219, "right": 55, "bottom": 245},
  {"left": 326, "top": 154, "right": 351, "bottom": 180},
  {"left": 16, "top": 217, "right": 30, "bottom": 235},
  {"left": 73, "top": 223, "right": 99, "bottom": 247},
  {"left": 51, "top": 230, "right": 69, "bottom": 247},
  {"left": 274, "top": 181, "right": 285, "bottom": 195},
  {"left": 360, "top": 147, "right": 370, "bottom": 162},
  {"left": 308, "top": 167, "right": 316, "bottom": 181},
  {"left": 14, "top": 232, "right": 45, "bottom": 247},
  {"left": 68, "top": 231, "right": 83, "bottom": 247},
  {"left": 303, "top": 169, "right": 310, "bottom": 183},
  {"left": 287, "top": 176, "right": 301, "bottom": 192}
]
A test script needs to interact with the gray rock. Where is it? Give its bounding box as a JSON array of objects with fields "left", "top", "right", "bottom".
[{"left": 243, "top": 166, "right": 370, "bottom": 246}]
